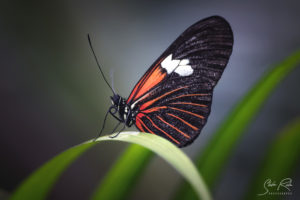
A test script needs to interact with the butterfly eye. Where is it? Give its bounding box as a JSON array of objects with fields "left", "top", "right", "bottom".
[{"left": 110, "top": 106, "right": 117, "bottom": 114}]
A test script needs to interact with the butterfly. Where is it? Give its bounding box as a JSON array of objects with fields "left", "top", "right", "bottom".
[{"left": 89, "top": 16, "right": 233, "bottom": 147}]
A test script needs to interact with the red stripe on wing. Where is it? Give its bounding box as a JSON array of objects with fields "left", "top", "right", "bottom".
[
  {"left": 135, "top": 118, "right": 145, "bottom": 132},
  {"left": 166, "top": 113, "right": 199, "bottom": 131},
  {"left": 127, "top": 58, "right": 166, "bottom": 103},
  {"left": 136, "top": 116, "right": 155, "bottom": 135},
  {"left": 169, "top": 106, "right": 205, "bottom": 119},
  {"left": 140, "top": 114, "right": 180, "bottom": 145},
  {"left": 139, "top": 86, "right": 188, "bottom": 110},
  {"left": 127, "top": 65, "right": 156, "bottom": 103},
  {"left": 142, "top": 106, "right": 167, "bottom": 113},
  {"left": 156, "top": 115, "right": 190, "bottom": 139},
  {"left": 141, "top": 106, "right": 204, "bottom": 120},
  {"left": 169, "top": 93, "right": 209, "bottom": 101},
  {"left": 169, "top": 102, "right": 207, "bottom": 107}
]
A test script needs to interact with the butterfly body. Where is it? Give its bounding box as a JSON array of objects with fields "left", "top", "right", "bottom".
[
  {"left": 109, "top": 94, "right": 136, "bottom": 127},
  {"left": 106, "top": 16, "right": 233, "bottom": 147}
]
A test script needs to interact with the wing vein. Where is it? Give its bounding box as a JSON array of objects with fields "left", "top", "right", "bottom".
[
  {"left": 169, "top": 102, "right": 207, "bottom": 107},
  {"left": 169, "top": 106, "right": 205, "bottom": 119},
  {"left": 143, "top": 115, "right": 180, "bottom": 145},
  {"left": 136, "top": 117, "right": 155, "bottom": 135},
  {"left": 140, "top": 86, "right": 188, "bottom": 110},
  {"left": 156, "top": 115, "right": 190, "bottom": 139},
  {"left": 169, "top": 93, "right": 210, "bottom": 101},
  {"left": 166, "top": 113, "right": 199, "bottom": 131}
]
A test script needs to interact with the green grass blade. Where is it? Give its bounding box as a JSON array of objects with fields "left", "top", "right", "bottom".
[
  {"left": 91, "top": 143, "right": 153, "bottom": 200},
  {"left": 91, "top": 132, "right": 212, "bottom": 200},
  {"left": 245, "top": 118, "right": 300, "bottom": 200},
  {"left": 175, "top": 50, "right": 300, "bottom": 199},
  {"left": 10, "top": 142, "right": 96, "bottom": 200},
  {"left": 11, "top": 132, "right": 211, "bottom": 200}
]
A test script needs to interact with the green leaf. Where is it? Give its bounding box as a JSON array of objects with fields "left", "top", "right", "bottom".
[
  {"left": 11, "top": 132, "right": 211, "bottom": 200},
  {"left": 91, "top": 132, "right": 212, "bottom": 200},
  {"left": 91, "top": 143, "right": 153, "bottom": 200},
  {"left": 175, "top": 50, "right": 300, "bottom": 199},
  {"left": 245, "top": 118, "right": 300, "bottom": 200}
]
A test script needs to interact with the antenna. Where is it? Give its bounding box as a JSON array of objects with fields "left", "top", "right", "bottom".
[
  {"left": 110, "top": 69, "right": 116, "bottom": 93},
  {"left": 87, "top": 34, "right": 115, "bottom": 95}
]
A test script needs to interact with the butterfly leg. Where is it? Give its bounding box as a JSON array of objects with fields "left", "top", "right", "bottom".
[
  {"left": 93, "top": 106, "right": 112, "bottom": 141},
  {"left": 94, "top": 105, "right": 124, "bottom": 141},
  {"left": 112, "top": 121, "right": 121, "bottom": 132},
  {"left": 109, "top": 123, "right": 126, "bottom": 138},
  {"left": 109, "top": 108, "right": 131, "bottom": 138},
  {"left": 109, "top": 106, "right": 124, "bottom": 122}
]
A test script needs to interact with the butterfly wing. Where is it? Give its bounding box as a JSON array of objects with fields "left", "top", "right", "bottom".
[{"left": 129, "top": 16, "right": 233, "bottom": 147}]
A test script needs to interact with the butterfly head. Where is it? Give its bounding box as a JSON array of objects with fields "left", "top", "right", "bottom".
[{"left": 110, "top": 94, "right": 122, "bottom": 108}]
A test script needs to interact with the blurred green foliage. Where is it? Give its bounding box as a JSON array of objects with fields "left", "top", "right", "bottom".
[
  {"left": 91, "top": 144, "right": 153, "bottom": 200},
  {"left": 245, "top": 118, "right": 300, "bottom": 200}
]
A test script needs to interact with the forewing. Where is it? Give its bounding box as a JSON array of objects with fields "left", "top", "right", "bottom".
[
  {"left": 132, "top": 16, "right": 233, "bottom": 147},
  {"left": 127, "top": 16, "right": 233, "bottom": 105}
]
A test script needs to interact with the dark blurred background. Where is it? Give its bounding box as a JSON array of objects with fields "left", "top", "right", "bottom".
[{"left": 1, "top": 0, "right": 300, "bottom": 199}]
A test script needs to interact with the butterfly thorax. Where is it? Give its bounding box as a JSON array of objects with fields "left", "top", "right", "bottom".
[{"left": 110, "top": 94, "right": 137, "bottom": 127}]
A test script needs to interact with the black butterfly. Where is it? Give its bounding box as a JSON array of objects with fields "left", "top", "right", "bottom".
[{"left": 90, "top": 16, "right": 233, "bottom": 147}]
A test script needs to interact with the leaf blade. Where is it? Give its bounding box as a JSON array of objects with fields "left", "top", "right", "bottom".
[
  {"left": 11, "top": 132, "right": 211, "bottom": 200},
  {"left": 91, "top": 144, "right": 153, "bottom": 200},
  {"left": 92, "top": 132, "right": 212, "bottom": 200}
]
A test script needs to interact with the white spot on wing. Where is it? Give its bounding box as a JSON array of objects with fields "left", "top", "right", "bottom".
[
  {"left": 175, "top": 65, "right": 193, "bottom": 76},
  {"left": 161, "top": 54, "right": 193, "bottom": 76},
  {"left": 179, "top": 59, "right": 189, "bottom": 65},
  {"left": 161, "top": 54, "right": 180, "bottom": 74}
]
